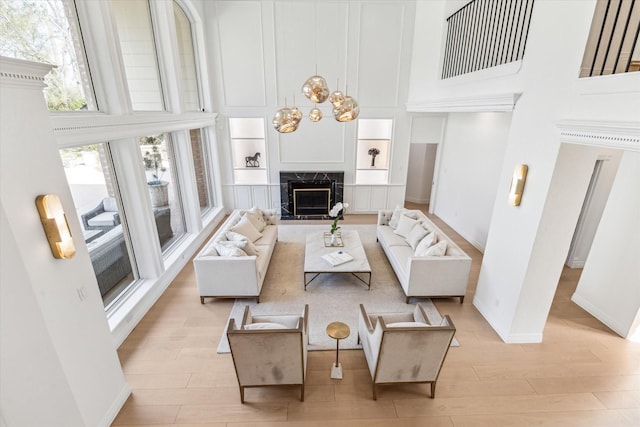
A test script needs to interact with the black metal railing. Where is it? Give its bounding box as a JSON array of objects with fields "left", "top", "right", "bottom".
[
  {"left": 580, "top": 0, "right": 640, "bottom": 77},
  {"left": 442, "top": 0, "right": 535, "bottom": 79}
]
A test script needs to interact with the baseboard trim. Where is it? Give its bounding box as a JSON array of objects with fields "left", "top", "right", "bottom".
[
  {"left": 571, "top": 292, "right": 627, "bottom": 338},
  {"left": 98, "top": 383, "right": 131, "bottom": 427}
]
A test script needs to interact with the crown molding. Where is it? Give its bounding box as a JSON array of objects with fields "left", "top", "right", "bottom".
[
  {"left": 556, "top": 119, "right": 640, "bottom": 152},
  {"left": 406, "top": 92, "right": 521, "bottom": 113},
  {"left": 0, "top": 56, "right": 53, "bottom": 89}
]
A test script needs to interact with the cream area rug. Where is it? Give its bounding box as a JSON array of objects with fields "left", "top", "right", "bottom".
[{"left": 217, "top": 224, "right": 459, "bottom": 353}]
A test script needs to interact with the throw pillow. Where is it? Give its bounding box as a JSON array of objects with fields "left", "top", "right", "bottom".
[
  {"left": 394, "top": 214, "right": 420, "bottom": 239},
  {"left": 230, "top": 215, "right": 263, "bottom": 242},
  {"left": 387, "top": 322, "right": 428, "bottom": 328},
  {"left": 225, "top": 231, "right": 259, "bottom": 256},
  {"left": 214, "top": 241, "right": 247, "bottom": 257},
  {"left": 103, "top": 197, "right": 118, "bottom": 212},
  {"left": 424, "top": 240, "right": 447, "bottom": 256},
  {"left": 406, "top": 224, "right": 429, "bottom": 250},
  {"left": 414, "top": 232, "right": 436, "bottom": 256},
  {"left": 200, "top": 244, "right": 219, "bottom": 257},
  {"left": 245, "top": 208, "right": 267, "bottom": 232},
  {"left": 388, "top": 206, "right": 407, "bottom": 229},
  {"left": 244, "top": 322, "right": 287, "bottom": 330}
]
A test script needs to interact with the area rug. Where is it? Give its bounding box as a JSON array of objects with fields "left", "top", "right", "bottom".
[{"left": 217, "top": 224, "right": 459, "bottom": 353}]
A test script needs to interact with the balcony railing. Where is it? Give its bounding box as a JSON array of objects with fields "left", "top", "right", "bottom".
[
  {"left": 580, "top": 0, "right": 640, "bottom": 77},
  {"left": 442, "top": 0, "right": 535, "bottom": 79}
]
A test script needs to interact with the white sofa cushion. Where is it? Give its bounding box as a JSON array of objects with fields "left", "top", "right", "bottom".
[
  {"left": 226, "top": 231, "right": 259, "bottom": 256},
  {"left": 245, "top": 208, "right": 267, "bottom": 232},
  {"left": 394, "top": 215, "right": 420, "bottom": 238},
  {"left": 424, "top": 240, "right": 447, "bottom": 256},
  {"left": 406, "top": 225, "right": 428, "bottom": 250},
  {"left": 414, "top": 232, "right": 436, "bottom": 256},
  {"left": 230, "top": 216, "right": 263, "bottom": 242},
  {"left": 378, "top": 226, "right": 408, "bottom": 247},
  {"left": 388, "top": 206, "right": 418, "bottom": 229},
  {"left": 387, "top": 322, "right": 428, "bottom": 328},
  {"left": 244, "top": 322, "right": 287, "bottom": 330},
  {"left": 87, "top": 211, "right": 118, "bottom": 227},
  {"left": 214, "top": 241, "right": 247, "bottom": 257},
  {"left": 254, "top": 224, "right": 277, "bottom": 246}
]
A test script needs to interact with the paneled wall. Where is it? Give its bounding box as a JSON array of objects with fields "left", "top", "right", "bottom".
[{"left": 204, "top": 0, "right": 417, "bottom": 213}]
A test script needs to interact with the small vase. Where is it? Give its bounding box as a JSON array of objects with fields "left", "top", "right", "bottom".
[{"left": 330, "top": 233, "right": 336, "bottom": 245}]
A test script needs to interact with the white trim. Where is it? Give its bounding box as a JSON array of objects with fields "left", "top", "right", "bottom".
[
  {"left": 50, "top": 112, "right": 217, "bottom": 146},
  {"left": 571, "top": 292, "right": 628, "bottom": 338},
  {"left": 406, "top": 92, "right": 521, "bottom": 113},
  {"left": 0, "top": 57, "right": 52, "bottom": 88},
  {"left": 98, "top": 383, "right": 131, "bottom": 427},
  {"left": 556, "top": 120, "right": 640, "bottom": 151}
]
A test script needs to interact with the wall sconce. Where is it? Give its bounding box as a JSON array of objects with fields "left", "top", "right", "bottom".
[
  {"left": 509, "top": 164, "right": 528, "bottom": 206},
  {"left": 35, "top": 194, "right": 75, "bottom": 259}
]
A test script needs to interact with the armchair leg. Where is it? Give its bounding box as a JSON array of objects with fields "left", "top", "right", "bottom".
[
  {"left": 240, "top": 386, "right": 245, "bottom": 403},
  {"left": 372, "top": 384, "right": 377, "bottom": 400},
  {"left": 200, "top": 296, "right": 205, "bottom": 304},
  {"left": 300, "top": 384, "right": 305, "bottom": 402},
  {"left": 460, "top": 296, "right": 464, "bottom": 304},
  {"left": 406, "top": 296, "right": 411, "bottom": 304}
]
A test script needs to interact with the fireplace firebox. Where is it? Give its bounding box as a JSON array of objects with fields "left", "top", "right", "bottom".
[{"left": 280, "top": 171, "right": 344, "bottom": 220}]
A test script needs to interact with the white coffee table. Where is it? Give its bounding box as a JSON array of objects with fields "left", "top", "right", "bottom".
[{"left": 303, "top": 230, "right": 372, "bottom": 290}]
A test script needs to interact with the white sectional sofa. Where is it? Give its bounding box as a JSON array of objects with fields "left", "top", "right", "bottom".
[
  {"left": 377, "top": 208, "right": 471, "bottom": 303},
  {"left": 194, "top": 208, "right": 278, "bottom": 303}
]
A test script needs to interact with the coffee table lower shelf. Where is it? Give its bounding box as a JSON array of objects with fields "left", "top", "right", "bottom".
[{"left": 304, "top": 271, "right": 372, "bottom": 290}]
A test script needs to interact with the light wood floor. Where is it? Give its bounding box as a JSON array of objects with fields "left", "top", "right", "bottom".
[{"left": 113, "top": 204, "right": 640, "bottom": 426}]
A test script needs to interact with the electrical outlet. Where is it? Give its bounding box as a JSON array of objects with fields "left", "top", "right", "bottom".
[{"left": 77, "top": 286, "right": 87, "bottom": 302}]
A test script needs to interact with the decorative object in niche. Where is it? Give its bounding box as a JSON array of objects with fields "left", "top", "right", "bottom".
[
  {"left": 245, "top": 152, "right": 261, "bottom": 168},
  {"left": 368, "top": 148, "right": 380, "bottom": 167}
]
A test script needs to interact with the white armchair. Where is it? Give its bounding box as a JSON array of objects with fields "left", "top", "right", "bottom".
[
  {"left": 227, "top": 304, "right": 309, "bottom": 403},
  {"left": 357, "top": 304, "right": 456, "bottom": 400}
]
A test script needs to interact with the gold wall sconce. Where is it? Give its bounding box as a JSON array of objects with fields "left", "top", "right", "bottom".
[
  {"left": 509, "top": 164, "right": 528, "bottom": 206},
  {"left": 35, "top": 194, "right": 75, "bottom": 259}
]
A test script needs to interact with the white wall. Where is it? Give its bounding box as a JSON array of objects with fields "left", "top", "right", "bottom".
[
  {"left": 405, "top": 143, "right": 436, "bottom": 204},
  {"left": 0, "top": 58, "right": 129, "bottom": 427},
  {"left": 433, "top": 112, "right": 512, "bottom": 251},
  {"left": 572, "top": 150, "right": 640, "bottom": 339}
]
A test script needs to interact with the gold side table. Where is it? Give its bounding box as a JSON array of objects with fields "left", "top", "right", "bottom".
[{"left": 326, "top": 321, "right": 350, "bottom": 379}]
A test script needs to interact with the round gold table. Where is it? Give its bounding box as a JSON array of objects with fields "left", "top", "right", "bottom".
[{"left": 326, "top": 321, "right": 350, "bottom": 379}]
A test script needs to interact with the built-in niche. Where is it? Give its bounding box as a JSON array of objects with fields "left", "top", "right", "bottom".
[
  {"left": 355, "top": 119, "right": 392, "bottom": 185},
  {"left": 230, "top": 118, "right": 267, "bottom": 184}
]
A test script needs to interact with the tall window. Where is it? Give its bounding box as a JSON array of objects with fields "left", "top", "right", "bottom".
[
  {"left": 139, "top": 133, "right": 186, "bottom": 251},
  {"left": 0, "top": 0, "right": 96, "bottom": 111},
  {"left": 174, "top": 2, "right": 201, "bottom": 111},
  {"left": 59, "top": 144, "right": 136, "bottom": 307},
  {"left": 112, "top": 0, "right": 164, "bottom": 111}
]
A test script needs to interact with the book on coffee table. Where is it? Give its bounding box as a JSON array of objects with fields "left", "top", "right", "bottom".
[{"left": 322, "top": 250, "right": 354, "bottom": 266}]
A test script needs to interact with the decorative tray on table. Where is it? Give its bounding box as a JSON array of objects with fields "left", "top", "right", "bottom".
[{"left": 323, "top": 231, "right": 344, "bottom": 247}]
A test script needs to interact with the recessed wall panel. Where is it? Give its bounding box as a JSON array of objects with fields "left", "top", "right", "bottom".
[
  {"left": 274, "top": 2, "right": 348, "bottom": 107},
  {"left": 358, "top": 3, "right": 404, "bottom": 107},
  {"left": 216, "top": 2, "right": 266, "bottom": 107},
  {"left": 277, "top": 112, "right": 349, "bottom": 163}
]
